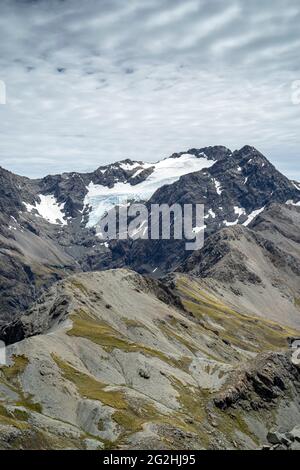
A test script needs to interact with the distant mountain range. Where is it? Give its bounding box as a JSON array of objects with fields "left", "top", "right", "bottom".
[
  {"left": 1, "top": 144, "right": 299, "bottom": 335},
  {"left": 1, "top": 145, "right": 300, "bottom": 450}
]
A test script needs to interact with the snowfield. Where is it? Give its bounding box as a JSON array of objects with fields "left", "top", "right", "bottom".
[
  {"left": 84, "top": 153, "right": 215, "bottom": 227},
  {"left": 243, "top": 207, "right": 265, "bottom": 227},
  {"left": 24, "top": 194, "right": 67, "bottom": 225}
]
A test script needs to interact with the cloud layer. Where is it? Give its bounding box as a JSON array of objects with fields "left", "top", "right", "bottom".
[{"left": 0, "top": 0, "right": 300, "bottom": 179}]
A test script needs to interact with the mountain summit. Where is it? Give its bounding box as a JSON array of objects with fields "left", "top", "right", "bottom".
[
  {"left": 1, "top": 145, "right": 300, "bottom": 450},
  {"left": 0, "top": 146, "right": 299, "bottom": 335}
]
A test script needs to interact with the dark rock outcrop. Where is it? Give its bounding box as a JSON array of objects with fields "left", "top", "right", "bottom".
[{"left": 214, "top": 351, "right": 300, "bottom": 411}]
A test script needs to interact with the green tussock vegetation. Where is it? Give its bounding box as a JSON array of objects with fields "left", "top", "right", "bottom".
[
  {"left": 52, "top": 353, "right": 195, "bottom": 443},
  {"left": 159, "top": 324, "right": 198, "bottom": 355},
  {"left": 71, "top": 279, "right": 89, "bottom": 295},
  {"left": 0, "top": 355, "right": 43, "bottom": 415},
  {"left": 294, "top": 297, "right": 300, "bottom": 309},
  {"left": 52, "top": 354, "right": 127, "bottom": 409},
  {"left": 168, "top": 376, "right": 209, "bottom": 426},
  {"left": 176, "top": 276, "right": 299, "bottom": 353},
  {"left": 0, "top": 404, "right": 29, "bottom": 430},
  {"left": 15, "top": 399, "right": 42, "bottom": 414},
  {"left": 158, "top": 319, "right": 221, "bottom": 363},
  {"left": 122, "top": 318, "right": 151, "bottom": 331},
  {"left": 112, "top": 398, "right": 205, "bottom": 447},
  {"left": 67, "top": 309, "right": 190, "bottom": 371},
  {"left": 52, "top": 351, "right": 203, "bottom": 445},
  {"left": 1, "top": 355, "right": 29, "bottom": 383},
  {"left": 213, "top": 407, "right": 260, "bottom": 447},
  {"left": 112, "top": 402, "right": 158, "bottom": 434}
]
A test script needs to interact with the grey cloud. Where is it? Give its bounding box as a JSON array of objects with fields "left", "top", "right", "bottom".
[{"left": 0, "top": 0, "right": 300, "bottom": 178}]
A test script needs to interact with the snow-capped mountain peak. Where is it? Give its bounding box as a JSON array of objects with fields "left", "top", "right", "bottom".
[{"left": 84, "top": 152, "right": 216, "bottom": 226}]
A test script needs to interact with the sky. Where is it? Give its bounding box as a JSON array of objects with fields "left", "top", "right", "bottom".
[{"left": 0, "top": 0, "right": 300, "bottom": 180}]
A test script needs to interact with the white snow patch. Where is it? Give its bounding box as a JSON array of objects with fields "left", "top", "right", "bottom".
[
  {"left": 119, "top": 161, "right": 146, "bottom": 171},
  {"left": 192, "top": 225, "right": 206, "bottom": 234},
  {"left": 132, "top": 167, "right": 148, "bottom": 178},
  {"left": 293, "top": 182, "right": 300, "bottom": 191},
  {"left": 24, "top": 195, "right": 67, "bottom": 225},
  {"left": 224, "top": 219, "right": 238, "bottom": 227},
  {"left": 234, "top": 206, "right": 246, "bottom": 217},
  {"left": 243, "top": 207, "right": 265, "bottom": 227},
  {"left": 213, "top": 179, "right": 223, "bottom": 195},
  {"left": 223, "top": 206, "right": 245, "bottom": 227},
  {"left": 84, "top": 154, "right": 215, "bottom": 227},
  {"left": 286, "top": 199, "right": 300, "bottom": 206},
  {"left": 205, "top": 208, "right": 216, "bottom": 219}
]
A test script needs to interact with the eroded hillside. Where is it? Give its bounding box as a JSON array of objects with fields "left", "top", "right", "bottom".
[{"left": 0, "top": 269, "right": 299, "bottom": 450}]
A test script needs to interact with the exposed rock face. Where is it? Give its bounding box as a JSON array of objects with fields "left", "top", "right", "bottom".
[
  {"left": 0, "top": 213, "right": 78, "bottom": 337},
  {"left": 214, "top": 351, "right": 300, "bottom": 411},
  {"left": 265, "top": 426, "right": 300, "bottom": 450},
  {"left": 0, "top": 166, "right": 36, "bottom": 218}
]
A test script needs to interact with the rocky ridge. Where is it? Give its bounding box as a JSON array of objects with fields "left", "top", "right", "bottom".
[
  {"left": 1, "top": 145, "right": 299, "bottom": 336},
  {"left": 179, "top": 204, "right": 300, "bottom": 329}
]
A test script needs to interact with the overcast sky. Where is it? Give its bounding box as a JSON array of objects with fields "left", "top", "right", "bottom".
[{"left": 0, "top": 0, "right": 300, "bottom": 179}]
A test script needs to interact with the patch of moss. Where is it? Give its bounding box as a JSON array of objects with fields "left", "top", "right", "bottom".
[{"left": 0, "top": 404, "right": 13, "bottom": 419}]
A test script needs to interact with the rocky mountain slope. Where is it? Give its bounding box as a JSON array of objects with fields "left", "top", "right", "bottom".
[
  {"left": 0, "top": 269, "right": 299, "bottom": 450},
  {"left": 1, "top": 145, "right": 300, "bottom": 450},
  {"left": 114, "top": 146, "right": 300, "bottom": 273},
  {"left": 180, "top": 204, "right": 300, "bottom": 329},
  {"left": 1, "top": 145, "right": 300, "bottom": 339}
]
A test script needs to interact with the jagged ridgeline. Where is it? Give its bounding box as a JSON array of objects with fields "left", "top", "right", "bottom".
[
  {"left": 0, "top": 145, "right": 300, "bottom": 449},
  {"left": 1, "top": 145, "right": 299, "bottom": 334}
]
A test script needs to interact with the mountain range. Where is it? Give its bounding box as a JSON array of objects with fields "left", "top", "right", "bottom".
[{"left": 0, "top": 145, "right": 300, "bottom": 450}]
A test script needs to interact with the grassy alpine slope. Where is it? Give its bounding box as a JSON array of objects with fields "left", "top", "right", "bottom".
[{"left": 0, "top": 269, "right": 299, "bottom": 450}]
